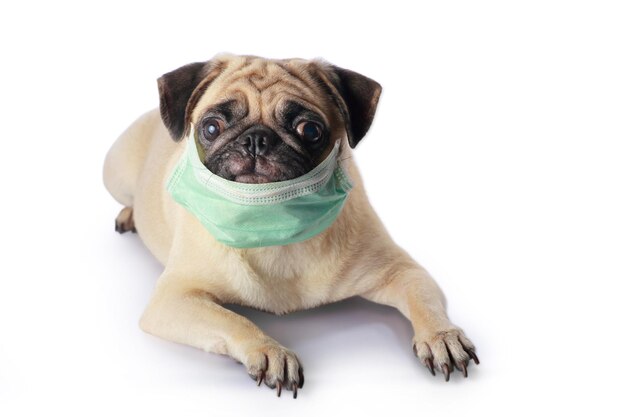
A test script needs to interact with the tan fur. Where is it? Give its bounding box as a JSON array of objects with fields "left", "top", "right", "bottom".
[{"left": 103, "top": 54, "right": 477, "bottom": 394}]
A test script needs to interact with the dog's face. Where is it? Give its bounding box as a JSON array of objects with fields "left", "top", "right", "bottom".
[{"left": 157, "top": 54, "right": 382, "bottom": 183}]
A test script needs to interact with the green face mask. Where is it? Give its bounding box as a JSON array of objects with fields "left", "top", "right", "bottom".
[{"left": 166, "top": 131, "right": 353, "bottom": 248}]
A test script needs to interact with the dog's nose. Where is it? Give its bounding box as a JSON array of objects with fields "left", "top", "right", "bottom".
[{"left": 238, "top": 125, "right": 278, "bottom": 156}]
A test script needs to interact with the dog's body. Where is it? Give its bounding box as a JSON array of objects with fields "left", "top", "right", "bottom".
[{"left": 103, "top": 55, "right": 477, "bottom": 397}]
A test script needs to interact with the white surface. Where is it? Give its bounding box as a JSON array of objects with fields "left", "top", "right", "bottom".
[{"left": 1, "top": 1, "right": 625, "bottom": 415}]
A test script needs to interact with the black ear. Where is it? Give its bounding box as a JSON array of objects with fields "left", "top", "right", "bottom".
[
  {"left": 315, "top": 63, "right": 382, "bottom": 148},
  {"left": 157, "top": 61, "right": 223, "bottom": 141}
]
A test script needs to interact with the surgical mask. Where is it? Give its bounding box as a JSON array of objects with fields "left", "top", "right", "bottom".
[{"left": 166, "top": 129, "right": 353, "bottom": 248}]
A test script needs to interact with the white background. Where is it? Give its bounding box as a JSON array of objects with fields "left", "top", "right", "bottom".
[{"left": 1, "top": 1, "right": 625, "bottom": 415}]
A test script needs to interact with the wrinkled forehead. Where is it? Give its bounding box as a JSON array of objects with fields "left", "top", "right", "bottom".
[{"left": 190, "top": 56, "right": 335, "bottom": 125}]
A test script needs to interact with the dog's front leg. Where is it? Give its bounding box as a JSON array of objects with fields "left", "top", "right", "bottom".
[
  {"left": 139, "top": 274, "right": 304, "bottom": 397},
  {"left": 361, "top": 265, "right": 479, "bottom": 381}
]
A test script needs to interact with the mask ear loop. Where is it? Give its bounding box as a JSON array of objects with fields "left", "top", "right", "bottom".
[
  {"left": 336, "top": 137, "right": 352, "bottom": 161},
  {"left": 335, "top": 138, "right": 355, "bottom": 188},
  {"left": 186, "top": 125, "right": 221, "bottom": 188}
]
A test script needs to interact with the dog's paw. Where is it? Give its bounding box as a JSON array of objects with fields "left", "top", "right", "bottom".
[
  {"left": 115, "top": 207, "right": 136, "bottom": 234},
  {"left": 412, "top": 328, "right": 479, "bottom": 381},
  {"left": 243, "top": 340, "right": 304, "bottom": 398}
]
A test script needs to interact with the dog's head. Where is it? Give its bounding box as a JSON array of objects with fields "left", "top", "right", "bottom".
[{"left": 157, "top": 54, "right": 381, "bottom": 183}]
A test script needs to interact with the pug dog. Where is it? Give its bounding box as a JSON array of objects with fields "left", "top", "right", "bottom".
[{"left": 103, "top": 54, "right": 479, "bottom": 398}]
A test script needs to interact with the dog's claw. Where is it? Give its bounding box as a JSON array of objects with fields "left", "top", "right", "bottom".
[
  {"left": 442, "top": 363, "right": 450, "bottom": 382},
  {"left": 292, "top": 383, "right": 298, "bottom": 399},
  {"left": 276, "top": 382, "right": 282, "bottom": 397},
  {"left": 467, "top": 350, "right": 480, "bottom": 365},
  {"left": 256, "top": 371, "right": 264, "bottom": 386},
  {"left": 460, "top": 361, "right": 468, "bottom": 378},
  {"left": 298, "top": 367, "right": 304, "bottom": 388},
  {"left": 425, "top": 358, "right": 435, "bottom": 376},
  {"left": 115, "top": 207, "right": 136, "bottom": 234}
]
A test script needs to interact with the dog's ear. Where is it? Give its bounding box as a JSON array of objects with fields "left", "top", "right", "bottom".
[
  {"left": 157, "top": 61, "right": 223, "bottom": 141},
  {"left": 313, "top": 62, "right": 382, "bottom": 148}
]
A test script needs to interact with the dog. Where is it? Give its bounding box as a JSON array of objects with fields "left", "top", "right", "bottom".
[{"left": 103, "top": 54, "right": 478, "bottom": 398}]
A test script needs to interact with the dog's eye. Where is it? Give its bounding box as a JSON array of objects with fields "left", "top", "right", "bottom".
[
  {"left": 296, "top": 121, "right": 323, "bottom": 143},
  {"left": 201, "top": 118, "right": 224, "bottom": 141}
]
